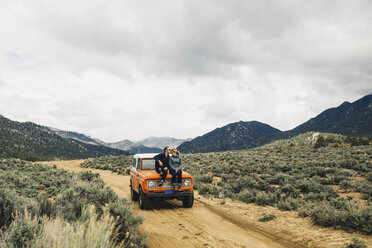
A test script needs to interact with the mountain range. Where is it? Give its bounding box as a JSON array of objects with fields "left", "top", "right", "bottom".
[
  {"left": 51, "top": 128, "right": 107, "bottom": 146},
  {"left": 50, "top": 130, "right": 187, "bottom": 153},
  {"left": 178, "top": 93, "right": 372, "bottom": 153},
  {"left": 108, "top": 140, "right": 162, "bottom": 154},
  {"left": 288, "top": 94, "right": 372, "bottom": 137},
  {"left": 136, "top": 136, "right": 190, "bottom": 150},
  {"left": 1, "top": 93, "right": 371, "bottom": 158}
]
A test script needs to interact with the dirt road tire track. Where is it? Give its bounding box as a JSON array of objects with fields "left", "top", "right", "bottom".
[{"left": 42, "top": 160, "right": 308, "bottom": 248}]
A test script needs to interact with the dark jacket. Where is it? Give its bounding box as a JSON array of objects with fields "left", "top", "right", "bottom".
[{"left": 154, "top": 153, "right": 169, "bottom": 173}]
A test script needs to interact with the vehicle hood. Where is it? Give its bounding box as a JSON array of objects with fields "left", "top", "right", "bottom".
[{"left": 141, "top": 170, "right": 192, "bottom": 178}]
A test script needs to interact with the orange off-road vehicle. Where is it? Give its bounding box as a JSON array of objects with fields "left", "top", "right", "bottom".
[{"left": 130, "top": 153, "right": 194, "bottom": 209}]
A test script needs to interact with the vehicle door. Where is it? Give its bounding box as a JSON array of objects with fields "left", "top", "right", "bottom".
[{"left": 131, "top": 158, "right": 140, "bottom": 192}]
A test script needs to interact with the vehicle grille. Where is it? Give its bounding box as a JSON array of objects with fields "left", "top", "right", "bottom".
[{"left": 155, "top": 179, "right": 173, "bottom": 188}]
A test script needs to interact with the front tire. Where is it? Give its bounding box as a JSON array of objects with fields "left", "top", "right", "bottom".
[
  {"left": 139, "top": 187, "right": 149, "bottom": 210},
  {"left": 182, "top": 192, "right": 194, "bottom": 208},
  {"left": 130, "top": 183, "right": 139, "bottom": 201}
]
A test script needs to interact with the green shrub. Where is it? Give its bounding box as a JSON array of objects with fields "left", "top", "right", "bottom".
[
  {"left": 198, "top": 184, "right": 213, "bottom": 195},
  {"left": 37, "top": 193, "right": 54, "bottom": 217},
  {"left": 255, "top": 192, "right": 276, "bottom": 206},
  {"left": 0, "top": 190, "right": 16, "bottom": 228},
  {"left": 277, "top": 198, "right": 300, "bottom": 211},
  {"left": 109, "top": 198, "right": 146, "bottom": 247},
  {"left": 237, "top": 190, "right": 257, "bottom": 203},
  {"left": 8, "top": 214, "right": 42, "bottom": 248},
  {"left": 365, "top": 172, "right": 372, "bottom": 182},
  {"left": 342, "top": 237, "right": 367, "bottom": 248},
  {"left": 309, "top": 203, "right": 341, "bottom": 227},
  {"left": 79, "top": 171, "right": 101, "bottom": 182},
  {"left": 258, "top": 213, "right": 276, "bottom": 222}
]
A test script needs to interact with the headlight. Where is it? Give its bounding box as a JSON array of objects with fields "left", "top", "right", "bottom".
[
  {"left": 183, "top": 179, "right": 191, "bottom": 187},
  {"left": 147, "top": 180, "right": 155, "bottom": 188}
]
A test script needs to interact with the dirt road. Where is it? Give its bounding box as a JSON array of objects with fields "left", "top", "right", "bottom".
[{"left": 44, "top": 160, "right": 372, "bottom": 248}]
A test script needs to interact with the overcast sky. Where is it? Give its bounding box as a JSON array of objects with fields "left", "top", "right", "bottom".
[{"left": 0, "top": 0, "right": 371, "bottom": 142}]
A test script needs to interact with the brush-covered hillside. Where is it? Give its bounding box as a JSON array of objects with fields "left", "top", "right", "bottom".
[{"left": 0, "top": 115, "right": 128, "bottom": 161}]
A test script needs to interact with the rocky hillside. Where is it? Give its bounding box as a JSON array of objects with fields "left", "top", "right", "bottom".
[
  {"left": 0, "top": 115, "right": 128, "bottom": 161},
  {"left": 178, "top": 121, "right": 281, "bottom": 153}
]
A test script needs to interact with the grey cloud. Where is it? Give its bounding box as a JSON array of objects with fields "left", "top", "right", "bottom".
[
  {"left": 0, "top": 1, "right": 371, "bottom": 141},
  {"left": 7, "top": 0, "right": 372, "bottom": 82}
]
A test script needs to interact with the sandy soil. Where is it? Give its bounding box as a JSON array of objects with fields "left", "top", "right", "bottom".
[{"left": 43, "top": 160, "right": 372, "bottom": 248}]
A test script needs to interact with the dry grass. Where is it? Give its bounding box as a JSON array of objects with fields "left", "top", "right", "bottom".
[
  {"left": 0, "top": 206, "right": 119, "bottom": 248},
  {"left": 33, "top": 206, "right": 117, "bottom": 248}
]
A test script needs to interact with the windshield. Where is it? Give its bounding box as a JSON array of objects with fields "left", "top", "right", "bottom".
[{"left": 141, "top": 158, "right": 155, "bottom": 170}]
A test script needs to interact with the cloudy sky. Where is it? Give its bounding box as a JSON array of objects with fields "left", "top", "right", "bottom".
[{"left": 0, "top": 0, "right": 371, "bottom": 142}]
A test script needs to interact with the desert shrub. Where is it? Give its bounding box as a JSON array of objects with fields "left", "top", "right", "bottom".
[
  {"left": 220, "top": 173, "right": 234, "bottom": 182},
  {"left": 54, "top": 181, "right": 118, "bottom": 221},
  {"left": 279, "top": 184, "right": 298, "bottom": 196},
  {"left": 197, "top": 184, "right": 212, "bottom": 195},
  {"left": 255, "top": 192, "right": 276, "bottom": 206},
  {"left": 109, "top": 198, "right": 146, "bottom": 247},
  {"left": 277, "top": 198, "right": 301, "bottom": 211},
  {"left": 197, "top": 184, "right": 219, "bottom": 196},
  {"left": 80, "top": 155, "right": 132, "bottom": 174},
  {"left": 7, "top": 211, "right": 42, "bottom": 248},
  {"left": 330, "top": 197, "right": 349, "bottom": 209},
  {"left": 353, "top": 180, "right": 372, "bottom": 197},
  {"left": 237, "top": 189, "right": 257, "bottom": 203},
  {"left": 342, "top": 237, "right": 367, "bottom": 248},
  {"left": 0, "top": 190, "right": 16, "bottom": 228},
  {"left": 229, "top": 176, "right": 257, "bottom": 193},
  {"left": 267, "top": 173, "right": 288, "bottom": 185},
  {"left": 314, "top": 136, "right": 327, "bottom": 148},
  {"left": 37, "top": 193, "right": 55, "bottom": 217},
  {"left": 365, "top": 172, "right": 372, "bottom": 182},
  {"left": 345, "top": 136, "right": 370, "bottom": 147},
  {"left": 307, "top": 202, "right": 372, "bottom": 233},
  {"left": 258, "top": 213, "right": 276, "bottom": 222},
  {"left": 79, "top": 171, "right": 101, "bottom": 182},
  {"left": 344, "top": 205, "right": 372, "bottom": 234},
  {"left": 309, "top": 203, "right": 342, "bottom": 227},
  {"left": 194, "top": 174, "right": 213, "bottom": 184},
  {"left": 340, "top": 180, "right": 352, "bottom": 190}
]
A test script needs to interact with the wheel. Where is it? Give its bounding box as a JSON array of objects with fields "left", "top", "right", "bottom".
[
  {"left": 182, "top": 192, "right": 194, "bottom": 208},
  {"left": 139, "top": 187, "right": 149, "bottom": 210},
  {"left": 130, "top": 183, "right": 139, "bottom": 201}
]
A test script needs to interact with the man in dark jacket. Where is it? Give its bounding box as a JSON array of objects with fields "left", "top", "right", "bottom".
[{"left": 154, "top": 146, "right": 170, "bottom": 186}]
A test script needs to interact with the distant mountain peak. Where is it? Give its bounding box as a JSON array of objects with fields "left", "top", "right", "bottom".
[
  {"left": 178, "top": 120, "right": 280, "bottom": 153},
  {"left": 137, "top": 136, "right": 190, "bottom": 149}
]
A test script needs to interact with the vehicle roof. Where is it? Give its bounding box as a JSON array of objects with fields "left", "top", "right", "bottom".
[{"left": 133, "top": 153, "right": 159, "bottom": 159}]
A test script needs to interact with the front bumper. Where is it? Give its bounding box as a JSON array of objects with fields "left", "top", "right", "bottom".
[{"left": 145, "top": 190, "right": 193, "bottom": 200}]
